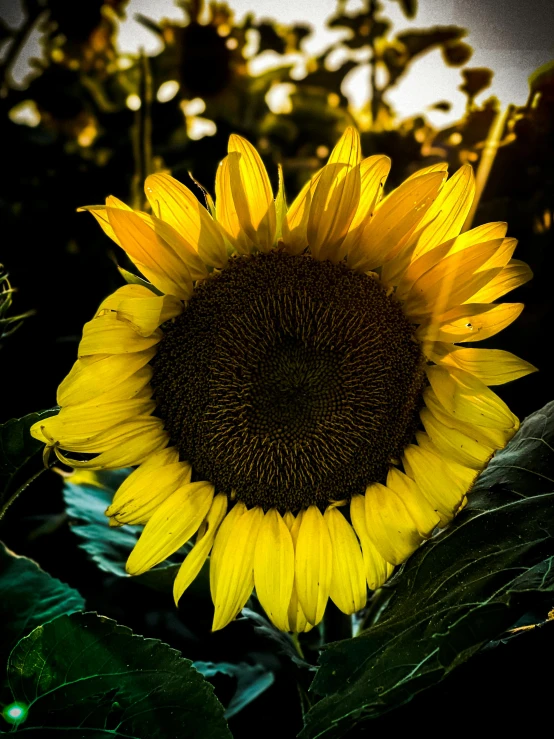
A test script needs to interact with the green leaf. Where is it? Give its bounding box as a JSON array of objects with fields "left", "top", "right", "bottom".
[
  {"left": 0, "top": 410, "right": 58, "bottom": 520},
  {"left": 6, "top": 612, "right": 232, "bottom": 738},
  {"left": 194, "top": 660, "right": 275, "bottom": 718},
  {"left": 301, "top": 401, "right": 554, "bottom": 738},
  {"left": 0, "top": 542, "right": 85, "bottom": 667},
  {"left": 62, "top": 470, "right": 186, "bottom": 585}
]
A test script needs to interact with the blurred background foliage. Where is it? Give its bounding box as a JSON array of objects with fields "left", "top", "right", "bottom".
[
  {"left": 0, "top": 1, "right": 553, "bottom": 734},
  {"left": 1, "top": 0, "right": 553, "bottom": 424}
]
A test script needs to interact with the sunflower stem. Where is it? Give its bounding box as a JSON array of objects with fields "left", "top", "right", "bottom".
[
  {"left": 462, "top": 103, "right": 514, "bottom": 232},
  {"left": 131, "top": 50, "right": 153, "bottom": 211},
  {"left": 291, "top": 632, "right": 305, "bottom": 660}
]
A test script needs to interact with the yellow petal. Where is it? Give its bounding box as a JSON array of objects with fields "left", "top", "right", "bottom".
[
  {"left": 281, "top": 173, "right": 321, "bottom": 256},
  {"left": 107, "top": 451, "right": 191, "bottom": 526},
  {"left": 423, "top": 386, "right": 512, "bottom": 450},
  {"left": 415, "top": 431, "right": 480, "bottom": 486},
  {"left": 57, "top": 350, "right": 155, "bottom": 407},
  {"left": 97, "top": 285, "right": 182, "bottom": 336},
  {"left": 327, "top": 126, "right": 362, "bottom": 167},
  {"left": 417, "top": 302, "right": 524, "bottom": 343},
  {"left": 254, "top": 509, "right": 295, "bottom": 631},
  {"left": 80, "top": 204, "right": 123, "bottom": 245},
  {"left": 37, "top": 395, "right": 155, "bottom": 449},
  {"left": 348, "top": 171, "right": 445, "bottom": 272},
  {"left": 228, "top": 134, "right": 276, "bottom": 252},
  {"left": 294, "top": 505, "right": 333, "bottom": 626},
  {"left": 402, "top": 239, "right": 504, "bottom": 320},
  {"left": 427, "top": 345, "right": 537, "bottom": 385},
  {"left": 350, "top": 495, "right": 394, "bottom": 590},
  {"left": 420, "top": 406, "right": 495, "bottom": 469},
  {"left": 274, "top": 163, "right": 287, "bottom": 242},
  {"left": 212, "top": 505, "right": 264, "bottom": 631},
  {"left": 215, "top": 155, "right": 254, "bottom": 254},
  {"left": 284, "top": 510, "right": 312, "bottom": 633},
  {"left": 411, "top": 164, "right": 475, "bottom": 260},
  {"left": 404, "top": 163, "right": 449, "bottom": 179},
  {"left": 106, "top": 205, "right": 194, "bottom": 299},
  {"left": 396, "top": 223, "right": 508, "bottom": 300},
  {"left": 126, "top": 480, "right": 215, "bottom": 575},
  {"left": 145, "top": 173, "right": 227, "bottom": 268},
  {"left": 341, "top": 155, "right": 391, "bottom": 256},
  {"left": 55, "top": 418, "right": 168, "bottom": 470},
  {"left": 402, "top": 443, "right": 471, "bottom": 526},
  {"left": 364, "top": 482, "right": 422, "bottom": 566},
  {"left": 52, "top": 414, "right": 162, "bottom": 453},
  {"left": 385, "top": 467, "right": 440, "bottom": 537},
  {"left": 469, "top": 259, "right": 533, "bottom": 302},
  {"left": 307, "top": 162, "right": 361, "bottom": 262},
  {"left": 426, "top": 365, "right": 518, "bottom": 430},
  {"left": 78, "top": 314, "right": 162, "bottom": 357},
  {"left": 324, "top": 506, "right": 366, "bottom": 615},
  {"left": 173, "top": 494, "right": 228, "bottom": 605},
  {"left": 479, "top": 235, "right": 516, "bottom": 269},
  {"left": 208, "top": 502, "right": 244, "bottom": 600}
]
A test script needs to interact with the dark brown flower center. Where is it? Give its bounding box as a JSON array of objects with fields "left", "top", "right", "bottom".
[{"left": 151, "top": 252, "right": 425, "bottom": 511}]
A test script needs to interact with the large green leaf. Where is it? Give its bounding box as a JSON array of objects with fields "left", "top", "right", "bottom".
[
  {"left": 63, "top": 470, "right": 185, "bottom": 585},
  {"left": 6, "top": 612, "right": 232, "bottom": 738},
  {"left": 0, "top": 542, "right": 85, "bottom": 667},
  {"left": 0, "top": 410, "right": 58, "bottom": 519},
  {"left": 301, "top": 401, "right": 554, "bottom": 738}
]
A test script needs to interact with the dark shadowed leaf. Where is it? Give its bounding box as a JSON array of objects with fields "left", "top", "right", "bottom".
[
  {"left": 0, "top": 410, "right": 58, "bottom": 518},
  {"left": 396, "top": 26, "right": 465, "bottom": 59},
  {"left": 395, "top": 0, "right": 418, "bottom": 19},
  {"left": 0, "top": 541, "right": 85, "bottom": 666},
  {"left": 194, "top": 660, "right": 275, "bottom": 718},
  {"left": 300, "top": 401, "right": 554, "bottom": 738},
  {"left": 441, "top": 41, "right": 473, "bottom": 66},
  {"left": 459, "top": 67, "right": 493, "bottom": 102},
  {"left": 6, "top": 612, "right": 232, "bottom": 738},
  {"left": 241, "top": 608, "right": 314, "bottom": 671},
  {"left": 62, "top": 470, "right": 186, "bottom": 585}
]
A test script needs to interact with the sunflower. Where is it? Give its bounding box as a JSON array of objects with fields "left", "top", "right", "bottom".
[{"left": 31, "top": 128, "right": 536, "bottom": 632}]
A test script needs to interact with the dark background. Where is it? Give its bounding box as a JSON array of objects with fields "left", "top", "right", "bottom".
[{"left": 1, "top": 0, "right": 553, "bottom": 735}]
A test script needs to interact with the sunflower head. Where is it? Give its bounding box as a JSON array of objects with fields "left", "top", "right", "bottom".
[{"left": 32, "top": 127, "right": 536, "bottom": 632}]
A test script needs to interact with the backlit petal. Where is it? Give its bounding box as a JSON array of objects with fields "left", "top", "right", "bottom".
[
  {"left": 145, "top": 173, "right": 227, "bottom": 268},
  {"left": 349, "top": 172, "right": 445, "bottom": 271},
  {"left": 427, "top": 345, "right": 537, "bottom": 385},
  {"left": 228, "top": 134, "right": 276, "bottom": 251},
  {"left": 417, "top": 302, "right": 524, "bottom": 343}
]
